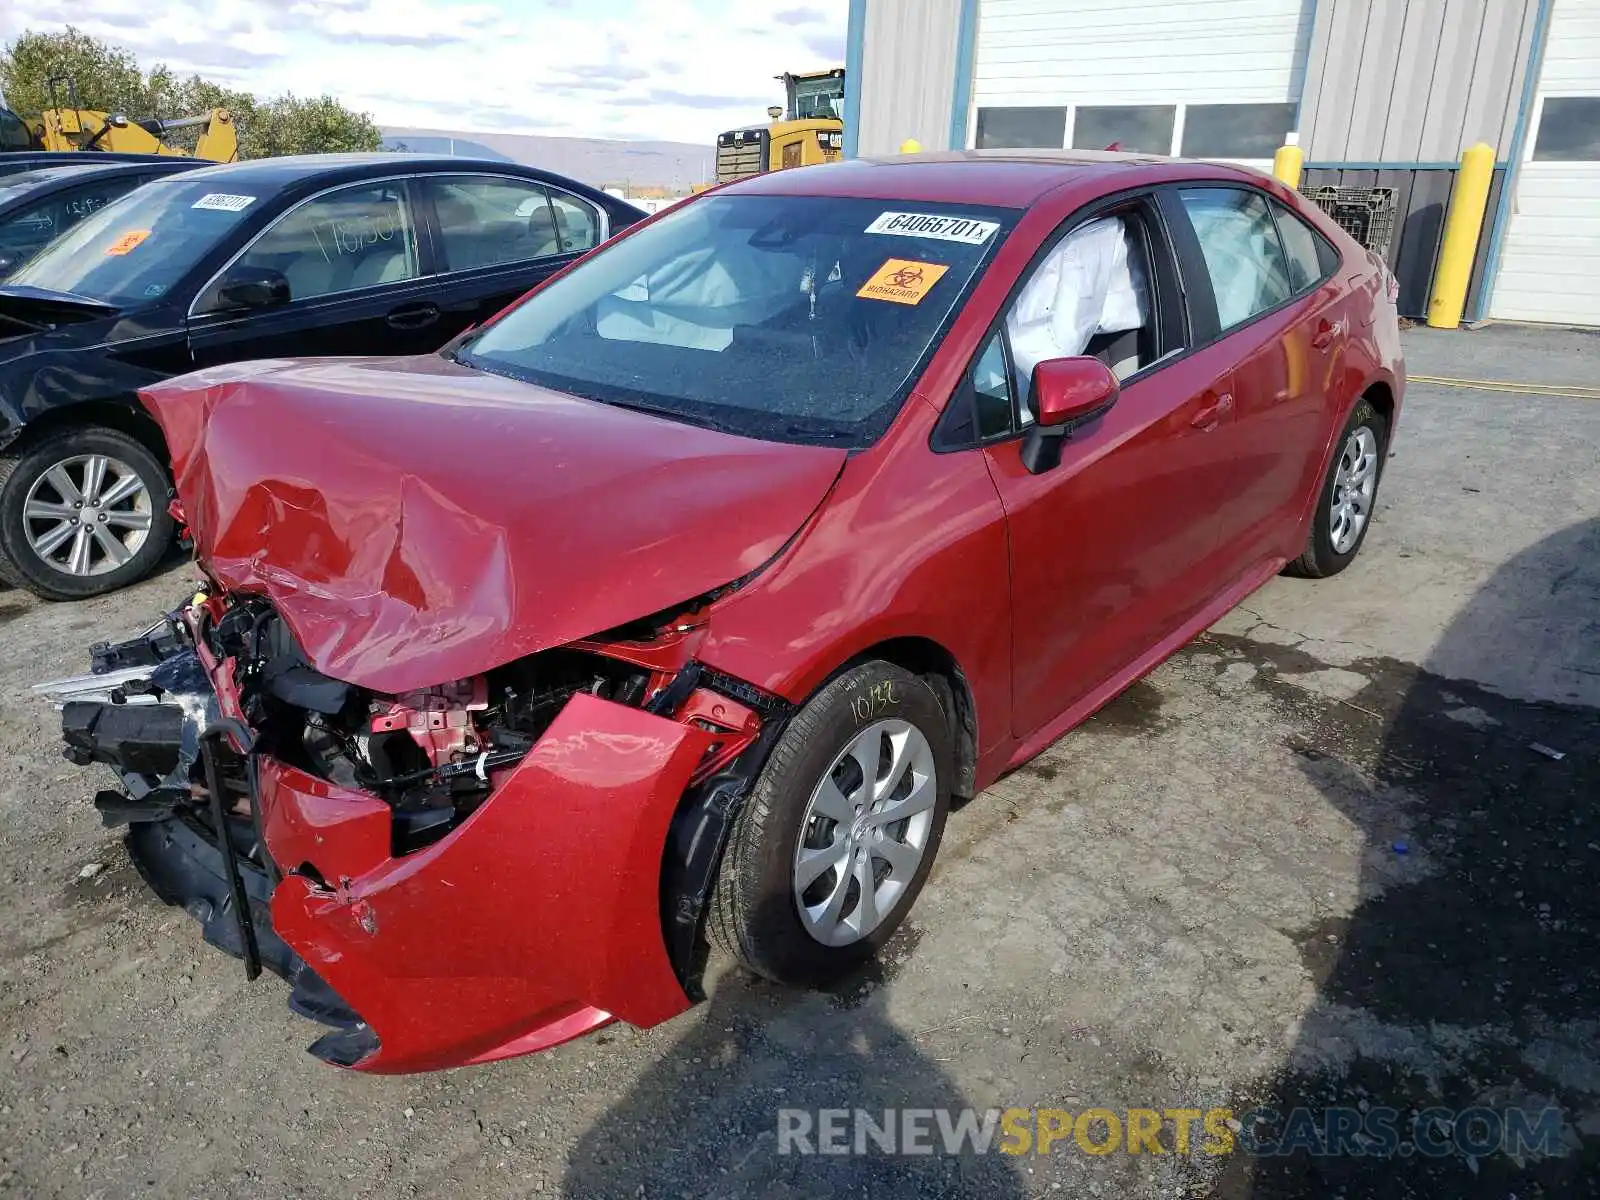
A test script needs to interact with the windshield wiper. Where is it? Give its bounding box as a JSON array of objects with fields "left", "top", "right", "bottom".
[{"left": 598, "top": 397, "right": 731, "bottom": 433}]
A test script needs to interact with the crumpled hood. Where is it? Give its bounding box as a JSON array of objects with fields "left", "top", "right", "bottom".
[{"left": 141, "top": 355, "right": 846, "bottom": 694}]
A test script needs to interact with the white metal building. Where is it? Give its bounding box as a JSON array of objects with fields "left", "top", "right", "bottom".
[
  {"left": 1490, "top": 0, "right": 1600, "bottom": 324},
  {"left": 845, "top": 0, "right": 1600, "bottom": 327}
]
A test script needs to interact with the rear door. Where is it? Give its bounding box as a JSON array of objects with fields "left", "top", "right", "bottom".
[
  {"left": 186, "top": 177, "right": 448, "bottom": 367},
  {"left": 963, "top": 193, "right": 1240, "bottom": 738},
  {"left": 1163, "top": 185, "right": 1346, "bottom": 578},
  {"left": 414, "top": 174, "right": 607, "bottom": 337}
]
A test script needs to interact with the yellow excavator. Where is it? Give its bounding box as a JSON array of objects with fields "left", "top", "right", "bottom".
[
  {"left": 1, "top": 78, "right": 238, "bottom": 161},
  {"left": 714, "top": 68, "right": 844, "bottom": 185}
]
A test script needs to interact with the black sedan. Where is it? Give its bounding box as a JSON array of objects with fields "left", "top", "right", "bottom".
[
  {"left": 0, "top": 159, "right": 206, "bottom": 278},
  {"left": 0, "top": 153, "right": 646, "bottom": 599}
]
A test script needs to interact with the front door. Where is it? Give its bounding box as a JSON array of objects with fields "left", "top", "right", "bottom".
[
  {"left": 187, "top": 178, "right": 448, "bottom": 368},
  {"left": 972, "top": 199, "right": 1240, "bottom": 738}
]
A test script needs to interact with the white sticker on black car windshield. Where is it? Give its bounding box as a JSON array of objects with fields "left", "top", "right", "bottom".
[
  {"left": 191, "top": 193, "right": 257, "bottom": 212},
  {"left": 865, "top": 211, "right": 999, "bottom": 245}
]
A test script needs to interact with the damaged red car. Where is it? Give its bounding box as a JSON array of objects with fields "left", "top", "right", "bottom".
[{"left": 44, "top": 151, "right": 1404, "bottom": 1073}]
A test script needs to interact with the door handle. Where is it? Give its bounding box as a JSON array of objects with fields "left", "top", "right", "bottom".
[
  {"left": 387, "top": 302, "right": 441, "bottom": 331},
  {"left": 1191, "top": 391, "right": 1234, "bottom": 432},
  {"left": 1311, "top": 318, "right": 1345, "bottom": 350}
]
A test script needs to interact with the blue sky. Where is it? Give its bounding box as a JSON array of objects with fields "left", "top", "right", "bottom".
[{"left": 0, "top": 0, "right": 849, "bottom": 143}]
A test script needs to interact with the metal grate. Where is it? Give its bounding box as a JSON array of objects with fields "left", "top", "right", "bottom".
[{"left": 1309, "top": 186, "right": 1398, "bottom": 259}]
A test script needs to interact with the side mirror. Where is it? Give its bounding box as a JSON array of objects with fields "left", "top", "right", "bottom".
[
  {"left": 214, "top": 267, "right": 290, "bottom": 312},
  {"left": 1020, "top": 356, "right": 1120, "bottom": 475}
]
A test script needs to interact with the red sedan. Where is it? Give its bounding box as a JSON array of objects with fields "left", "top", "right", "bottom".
[{"left": 50, "top": 151, "right": 1403, "bottom": 1073}]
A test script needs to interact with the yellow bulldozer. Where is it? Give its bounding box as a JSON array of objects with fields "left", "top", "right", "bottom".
[
  {"left": 0, "top": 77, "right": 238, "bottom": 161},
  {"left": 714, "top": 68, "right": 844, "bottom": 185}
]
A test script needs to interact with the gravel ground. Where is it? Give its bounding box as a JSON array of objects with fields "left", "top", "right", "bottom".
[{"left": 0, "top": 325, "right": 1596, "bottom": 1198}]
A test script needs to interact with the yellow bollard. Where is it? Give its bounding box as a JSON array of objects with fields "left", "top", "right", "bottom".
[
  {"left": 1428, "top": 142, "right": 1496, "bottom": 329},
  {"left": 899, "top": 138, "right": 923, "bottom": 154},
  {"left": 1272, "top": 141, "right": 1303, "bottom": 189}
]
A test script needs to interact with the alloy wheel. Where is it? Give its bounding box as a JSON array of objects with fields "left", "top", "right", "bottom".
[
  {"left": 22, "top": 453, "right": 155, "bottom": 577},
  {"left": 1329, "top": 426, "right": 1378, "bottom": 555},
  {"left": 793, "top": 718, "right": 938, "bottom": 947}
]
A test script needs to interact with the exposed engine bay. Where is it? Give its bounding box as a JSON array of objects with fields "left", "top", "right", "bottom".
[{"left": 52, "top": 593, "right": 767, "bottom": 857}]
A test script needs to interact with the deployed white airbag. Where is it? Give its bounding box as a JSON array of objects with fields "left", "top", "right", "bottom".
[
  {"left": 1006, "top": 217, "right": 1145, "bottom": 419},
  {"left": 595, "top": 244, "right": 803, "bottom": 351}
]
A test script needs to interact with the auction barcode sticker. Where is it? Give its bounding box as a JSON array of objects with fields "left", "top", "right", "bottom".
[
  {"left": 192, "top": 193, "right": 257, "bottom": 212},
  {"left": 865, "top": 211, "right": 1000, "bottom": 245}
]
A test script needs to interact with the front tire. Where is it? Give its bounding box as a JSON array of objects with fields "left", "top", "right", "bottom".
[
  {"left": 1286, "top": 398, "right": 1387, "bottom": 579},
  {"left": 0, "top": 427, "right": 174, "bottom": 600},
  {"left": 709, "top": 660, "right": 953, "bottom": 985}
]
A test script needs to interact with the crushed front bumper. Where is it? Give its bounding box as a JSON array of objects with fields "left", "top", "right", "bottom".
[{"left": 46, "top": 622, "right": 720, "bottom": 1074}]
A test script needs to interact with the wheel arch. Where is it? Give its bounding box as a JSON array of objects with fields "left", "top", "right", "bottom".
[
  {"left": 833, "top": 636, "right": 979, "bottom": 806},
  {"left": 0, "top": 398, "right": 171, "bottom": 469}
]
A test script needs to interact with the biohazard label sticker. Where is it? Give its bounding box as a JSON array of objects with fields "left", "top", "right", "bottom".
[
  {"left": 104, "top": 230, "right": 151, "bottom": 256},
  {"left": 192, "top": 193, "right": 257, "bottom": 212},
  {"left": 857, "top": 258, "right": 950, "bottom": 305},
  {"left": 865, "top": 211, "right": 1000, "bottom": 245}
]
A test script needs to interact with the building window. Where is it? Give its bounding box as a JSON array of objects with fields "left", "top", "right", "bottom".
[
  {"left": 1181, "top": 103, "right": 1298, "bottom": 159},
  {"left": 975, "top": 107, "right": 1067, "bottom": 150},
  {"left": 1532, "top": 97, "right": 1600, "bottom": 162},
  {"left": 1071, "top": 106, "right": 1175, "bottom": 156}
]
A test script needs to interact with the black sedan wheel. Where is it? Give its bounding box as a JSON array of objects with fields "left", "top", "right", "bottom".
[{"left": 0, "top": 427, "right": 174, "bottom": 600}]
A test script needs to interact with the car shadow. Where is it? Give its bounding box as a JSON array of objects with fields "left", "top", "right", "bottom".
[
  {"left": 1213, "top": 517, "right": 1600, "bottom": 1197},
  {"left": 561, "top": 905, "right": 1027, "bottom": 1199}
]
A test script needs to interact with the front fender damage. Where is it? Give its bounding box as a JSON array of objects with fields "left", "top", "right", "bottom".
[
  {"left": 272, "top": 694, "right": 718, "bottom": 1074},
  {"left": 42, "top": 601, "right": 789, "bottom": 1072}
]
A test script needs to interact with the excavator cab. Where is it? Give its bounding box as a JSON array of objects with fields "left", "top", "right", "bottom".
[
  {"left": 714, "top": 68, "right": 844, "bottom": 185},
  {"left": 0, "top": 104, "right": 38, "bottom": 152}
]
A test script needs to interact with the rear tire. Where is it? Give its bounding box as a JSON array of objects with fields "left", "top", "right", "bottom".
[
  {"left": 1286, "top": 398, "right": 1387, "bottom": 579},
  {"left": 709, "top": 660, "right": 953, "bottom": 985},
  {"left": 0, "top": 426, "right": 174, "bottom": 600}
]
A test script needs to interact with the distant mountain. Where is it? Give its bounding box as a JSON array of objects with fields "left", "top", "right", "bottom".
[{"left": 381, "top": 127, "right": 712, "bottom": 192}]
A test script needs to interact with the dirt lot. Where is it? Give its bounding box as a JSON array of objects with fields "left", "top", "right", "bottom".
[{"left": 0, "top": 325, "right": 1596, "bottom": 1198}]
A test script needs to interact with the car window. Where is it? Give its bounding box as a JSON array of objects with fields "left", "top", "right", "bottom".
[
  {"left": 971, "top": 331, "right": 1015, "bottom": 438},
  {"left": 1271, "top": 199, "right": 1336, "bottom": 293},
  {"left": 229, "top": 182, "right": 420, "bottom": 303},
  {"left": 462, "top": 194, "right": 1017, "bottom": 448},
  {"left": 1006, "top": 213, "right": 1154, "bottom": 421},
  {"left": 1178, "top": 187, "right": 1293, "bottom": 330},
  {"left": 937, "top": 208, "right": 1163, "bottom": 448},
  {"left": 0, "top": 178, "right": 144, "bottom": 276},
  {"left": 547, "top": 190, "right": 600, "bottom": 253},
  {"left": 8, "top": 176, "right": 262, "bottom": 305},
  {"left": 426, "top": 175, "right": 565, "bottom": 271}
]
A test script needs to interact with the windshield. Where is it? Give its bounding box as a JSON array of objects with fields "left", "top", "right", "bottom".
[
  {"left": 8, "top": 178, "right": 264, "bottom": 305},
  {"left": 460, "top": 195, "right": 1016, "bottom": 447}
]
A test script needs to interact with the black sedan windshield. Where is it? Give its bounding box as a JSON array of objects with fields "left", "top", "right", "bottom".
[
  {"left": 461, "top": 195, "right": 1016, "bottom": 446},
  {"left": 9, "top": 178, "right": 264, "bottom": 305}
]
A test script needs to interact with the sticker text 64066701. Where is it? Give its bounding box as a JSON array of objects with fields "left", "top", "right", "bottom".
[{"left": 865, "top": 211, "right": 1000, "bottom": 245}]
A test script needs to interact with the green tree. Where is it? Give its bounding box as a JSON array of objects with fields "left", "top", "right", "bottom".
[{"left": 0, "top": 26, "right": 382, "bottom": 158}]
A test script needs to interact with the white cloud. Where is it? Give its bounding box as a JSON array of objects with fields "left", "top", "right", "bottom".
[{"left": 0, "top": 0, "right": 850, "bottom": 143}]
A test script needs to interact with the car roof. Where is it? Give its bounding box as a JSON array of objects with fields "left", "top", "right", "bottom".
[
  {"left": 163, "top": 152, "right": 595, "bottom": 193},
  {"left": 720, "top": 149, "right": 1267, "bottom": 207},
  {"left": 0, "top": 151, "right": 179, "bottom": 174},
  {"left": 0, "top": 159, "right": 199, "bottom": 194}
]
